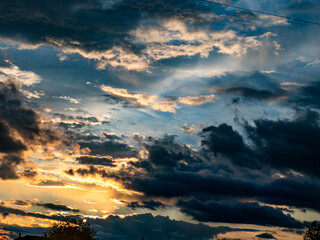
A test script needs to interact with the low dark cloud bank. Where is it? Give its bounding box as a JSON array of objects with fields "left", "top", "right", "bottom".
[
  {"left": 92, "top": 213, "right": 252, "bottom": 240},
  {"left": 0, "top": 205, "right": 255, "bottom": 240}
]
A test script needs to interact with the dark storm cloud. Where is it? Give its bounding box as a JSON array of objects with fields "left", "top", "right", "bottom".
[
  {"left": 0, "top": 121, "right": 26, "bottom": 154},
  {"left": 286, "top": 0, "right": 320, "bottom": 14},
  {"left": 0, "top": 82, "right": 56, "bottom": 142},
  {"left": 0, "top": 82, "right": 39, "bottom": 145},
  {"left": 0, "top": 81, "right": 58, "bottom": 180},
  {"left": 256, "top": 233, "right": 277, "bottom": 239},
  {"left": 127, "top": 200, "right": 166, "bottom": 210},
  {"left": 0, "top": 155, "right": 25, "bottom": 180},
  {"left": 36, "top": 203, "right": 80, "bottom": 213},
  {"left": 132, "top": 135, "right": 204, "bottom": 170},
  {"left": 80, "top": 140, "right": 138, "bottom": 158},
  {"left": 66, "top": 131, "right": 320, "bottom": 227},
  {"left": 70, "top": 131, "right": 138, "bottom": 160},
  {"left": 146, "top": 136, "right": 197, "bottom": 167},
  {"left": 127, "top": 171, "right": 320, "bottom": 212},
  {"left": 177, "top": 199, "right": 305, "bottom": 228},
  {"left": 201, "top": 123, "right": 259, "bottom": 169},
  {"left": 65, "top": 165, "right": 121, "bottom": 181},
  {"left": 21, "top": 169, "right": 38, "bottom": 179},
  {"left": 218, "top": 79, "right": 320, "bottom": 111},
  {"left": 67, "top": 132, "right": 320, "bottom": 214},
  {"left": 219, "top": 87, "right": 287, "bottom": 101},
  {"left": 0, "top": 0, "right": 213, "bottom": 63},
  {"left": 76, "top": 156, "right": 115, "bottom": 167},
  {"left": 0, "top": 0, "right": 140, "bottom": 50},
  {"left": 291, "top": 80, "right": 320, "bottom": 108},
  {"left": 201, "top": 109, "right": 320, "bottom": 177}
]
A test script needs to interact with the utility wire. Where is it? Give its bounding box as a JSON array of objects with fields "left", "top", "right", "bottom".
[{"left": 200, "top": 0, "right": 320, "bottom": 26}]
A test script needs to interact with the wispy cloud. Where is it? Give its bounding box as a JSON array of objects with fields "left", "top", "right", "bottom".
[
  {"left": 53, "top": 96, "right": 81, "bottom": 104},
  {"left": 101, "top": 85, "right": 215, "bottom": 113},
  {"left": 0, "top": 61, "right": 41, "bottom": 86}
]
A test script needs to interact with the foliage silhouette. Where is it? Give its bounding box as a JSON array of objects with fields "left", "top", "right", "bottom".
[
  {"left": 303, "top": 221, "right": 320, "bottom": 240},
  {"left": 43, "top": 218, "right": 96, "bottom": 240}
]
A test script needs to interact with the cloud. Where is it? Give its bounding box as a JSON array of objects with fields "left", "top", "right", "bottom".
[
  {"left": 0, "top": 212, "right": 255, "bottom": 240},
  {"left": 101, "top": 85, "right": 179, "bottom": 113},
  {"left": 290, "top": 80, "right": 320, "bottom": 108},
  {"left": 130, "top": 18, "right": 280, "bottom": 66},
  {"left": 0, "top": 61, "right": 42, "bottom": 86},
  {"left": 79, "top": 139, "right": 138, "bottom": 159},
  {"left": 53, "top": 96, "right": 81, "bottom": 104},
  {"left": 255, "top": 233, "right": 277, "bottom": 239},
  {"left": 132, "top": 135, "right": 203, "bottom": 170},
  {"left": 36, "top": 180, "right": 65, "bottom": 187},
  {"left": 36, "top": 203, "right": 80, "bottom": 213},
  {"left": 176, "top": 95, "right": 215, "bottom": 105},
  {"left": 177, "top": 199, "right": 305, "bottom": 228},
  {"left": 0, "top": 81, "right": 60, "bottom": 179},
  {"left": 127, "top": 200, "right": 166, "bottom": 210},
  {"left": 61, "top": 46, "right": 150, "bottom": 72},
  {"left": 181, "top": 123, "right": 196, "bottom": 134},
  {"left": 51, "top": 113, "right": 103, "bottom": 129},
  {"left": 21, "top": 90, "right": 45, "bottom": 99},
  {"left": 12, "top": 200, "right": 32, "bottom": 206},
  {"left": 101, "top": 85, "right": 215, "bottom": 113},
  {"left": 214, "top": 78, "right": 320, "bottom": 109},
  {"left": 0, "top": 205, "right": 60, "bottom": 221},
  {"left": 64, "top": 131, "right": 320, "bottom": 229},
  {"left": 76, "top": 156, "right": 115, "bottom": 167},
  {"left": 0, "top": 123, "right": 26, "bottom": 154},
  {"left": 127, "top": 169, "right": 320, "bottom": 211},
  {"left": 65, "top": 166, "right": 119, "bottom": 181},
  {"left": 201, "top": 109, "right": 320, "bottom": 177},
  {"left": 68, "top": 132, "right": 320, "bottom": 213},
  {"left": 218, "top": 87, "right": 287, "bottom": 102},
  {"left": 0, "top": 0, "right": 281, "bottom": 71},
  {"left": 91, "top": 213, "right": 247, "bottom": 240}
]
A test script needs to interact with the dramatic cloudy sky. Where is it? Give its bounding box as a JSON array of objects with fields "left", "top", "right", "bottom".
[{"left": 0, "top": 0, "right": 320, "bottom": 239}]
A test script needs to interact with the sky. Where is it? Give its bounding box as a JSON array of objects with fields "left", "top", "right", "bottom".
[{"left": 0, "top": 0, "right": 320, "bottom": 239}]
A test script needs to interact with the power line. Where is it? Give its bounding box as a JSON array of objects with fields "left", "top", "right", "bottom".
[{"left": 199, "top": 0, "right": 320, "bottom": 26}]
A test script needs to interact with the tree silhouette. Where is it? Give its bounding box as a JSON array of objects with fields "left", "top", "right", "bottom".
[
  {"left": 43, "top": 218, "right": 96, "bottom": 240},
  {"left": 303, "top": 221, "right": 320, "bottom": 240}
]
